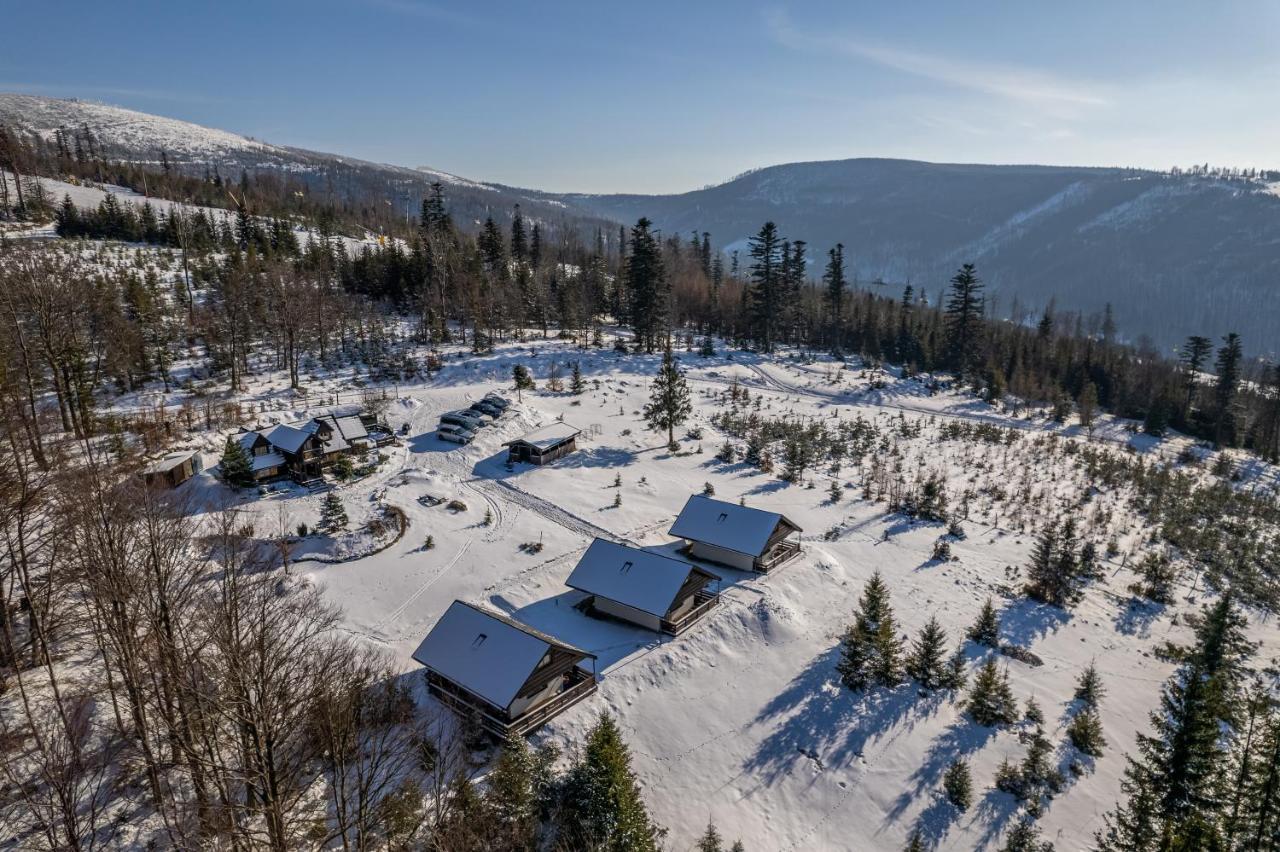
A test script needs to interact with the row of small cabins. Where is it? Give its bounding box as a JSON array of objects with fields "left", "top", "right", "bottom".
[{"left": 412, "top": 494, "right": 803, "bottom": 738}]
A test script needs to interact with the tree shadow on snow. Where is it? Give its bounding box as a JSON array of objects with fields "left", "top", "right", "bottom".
[
  {"left": 998, "top": 598, "right": 1070, "bottom": 648},
  {"left": 1112, "top": 595, "right": 1165, "bottom": 638},
  {"left": 884, "top": 714, "right": 997, "bottom": 829},
  {"left": 743, "top": 646, "right": 945, "bottom": 788}
]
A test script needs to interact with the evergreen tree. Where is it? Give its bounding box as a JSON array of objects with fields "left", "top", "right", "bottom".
[
  {"left": 321, "top": 491, "right": 349, "bottom": 530},
  {"left": 822, "top": 243, "right": 847, "bottom": 352},
  {"left": 1096, "top": 765, "right": 1161, "bottom": 852},
  {"left": 904, "top": 828, "right": 926, "bottom": 852},
  {"left": 747, "top": 222, "right": 783, "bottom": 353},
  {"left": 697, "top": 821, "right": 724, "bottom": 852},
  {"left": 1213, "top": 332, "right": 1244, "bottom": 446},
  {"left": 627, "top": 218, "right": 668, "bottom": 353},
  {"left": 1068, "top": 706, "right": 1107, "bottom": 757},
  {"left": 571, "top": 360, "right": 586, "bottom": 394},
  {"left": 1074, "top": 661, "right": 1106, "bottom": 710},
  {"left": 905, "top": 616, "right": 949, "bottom": 689},
  {"left": 1024, "top": 696, "right": 1045, "bottom": 726},
  {"left": 1024, "top": 519, "right": 1085, "bottom": 607},
  {"left": 558, "top": 712, "right": 661, "bottom": 851},
  {"left": 837, "top": 571, "right": 904, "bottom": 691},
  {"left": 944, "top": 263, "right": 984, "bottom": 380},
  {"left": 511, "top": 204, "right": 528, "bottom": 263},
  {"left": 943, "top": 759, "right": 973, "bottom": 811},
  {"left": 964, "top": 657, "right": 1018, "bottom": 726},
  {"left": 220, "top": 435, "right": 255, "bottom": 488},
  {"left": 942, "top": 645, "right": 968, "bottom": 691},
  {"left": 485, "top": 734, "right": 557, "bottom": 848},
  {"left": 1000, "top": 819, "right": 1053, "bottom": 852},
  {"left": 968, "top": 598, "right": 1001, "bottom": 647},
  {"left": 644, "top": 343, "right": 692, "bottom": 448}
]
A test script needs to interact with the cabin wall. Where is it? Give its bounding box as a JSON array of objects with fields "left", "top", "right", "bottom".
[
  {"left": 666, "top": 593, "right": 696, "bottom": 621},
  {"left": 594, "top": 596, "right": 663, "bottom": 632},
  {"left": 688, "top": 541, "right": 755, "bottom": 572}
]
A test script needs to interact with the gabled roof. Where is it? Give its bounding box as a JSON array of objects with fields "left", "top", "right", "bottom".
[
  {"left": 303, "top": 417, "right": 350, "bottom": 454},
  {"left": 412, "top": 601, "right": 592, "bottom": 710},
  {"left": 333, "top": 415, "right": 368, "bottom": 441},
  {"left": 504, "top": 421, "right": 581, "bottom": 450},
  {"left": 250, "top": 451, "right": 285, "bottom": 472},
  {"left": 262, "top": 423, "right": 313, "bottom": 455},
  {"left": 566, "top": 538, "right": 718, "bottom": 618},
  {"left": 143, "top": 450, "right": 197, "bottom": 475},
  {"left": 669, "top": 495, "right": 802, "bottom": 557}
]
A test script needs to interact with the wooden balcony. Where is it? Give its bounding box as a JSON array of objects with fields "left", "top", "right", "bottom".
[
  {"left": 661, "top": 590, "right": 720, "bottom": 635},
  {"left": 756, "top": 539, "right": 801, "bottom": 573},
  {"left": 426, "top": 667, "right": 597, "bottom": 740}
]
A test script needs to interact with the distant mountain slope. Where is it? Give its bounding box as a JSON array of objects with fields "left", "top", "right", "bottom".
[
  {"left": 0, "top": 93, "right": 611, "bottom": 235},
  {"left": 552, "top": 159, "right": 1280, "bottom": 353},
  {"left": 6, "top": 95, "right": 1280, "bottom": 351}
]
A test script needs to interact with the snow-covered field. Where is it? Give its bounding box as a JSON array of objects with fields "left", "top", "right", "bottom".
[{"left": 166, "top": 337, "right": 1275, "bottom": 851}]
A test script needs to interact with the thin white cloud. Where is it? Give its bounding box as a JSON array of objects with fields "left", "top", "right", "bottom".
[{"left": 767, "top": 9, "right": 1110, "bottom": 113}]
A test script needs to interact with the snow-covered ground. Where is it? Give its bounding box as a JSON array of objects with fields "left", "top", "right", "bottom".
[{"left": 163, "top": 337, "right": 1276, "bottom": 851}]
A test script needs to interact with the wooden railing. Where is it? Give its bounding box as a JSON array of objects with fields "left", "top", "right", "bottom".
[
  {"left": 757, "top": 540, "right": 801, "bottom": 572},
  {"left": 661, "top": 591, "right": 720, "bottom": 635},
  {"left": 427, "top": 668, "right": 597, "bottom": 739}
]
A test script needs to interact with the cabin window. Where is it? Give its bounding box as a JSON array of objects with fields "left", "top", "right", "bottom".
[
  {"left": 717, "top": 512, "right": 728, "bottom": 523},
  {"left": 472, "top": 633, "right": 487, "bottom": 648}
]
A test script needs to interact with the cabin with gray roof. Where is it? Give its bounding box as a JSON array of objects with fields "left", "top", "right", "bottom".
[
  {"left": 412, "top": 600, "right": 597, "bottom": 738},
  {"left": 142, "top": 450, "right": 202, "bottom": 489},
  {"left": 566, "top": 538, "right": 720, "bottom": 634},
  {"left": 504, "top": 421, "right": 581, "bottom": 465},
  {"left": 669, "top": 495, "right": 803, "bottom": 573}
]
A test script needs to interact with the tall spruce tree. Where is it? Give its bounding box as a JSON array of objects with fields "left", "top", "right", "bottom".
[
  {"left": 823, "top": 243, "right": 847, "bottom": 353},
  {"left": 1213, "top": 332, "right": 1244, "bottom": 446},
  {"left": 627, "top": 218, "right": 668, "bottom": 353},
  {"left": 905, "top": 616, "right": 949, "bottom": 689},
  {"left": 644, "top": 343, "right": 692, "bottom": 449},
  {"left": 220, "top": 435, "right": 255, "bottom": 488},
  {"left": 747, "top": 222, "right": 783, "bottom": 353},
  {"left": 837, "top": 570, "right": 904, "bottom": 690},
  {"left": 964, "top": 657, "right": 1018, "bottom": 726},
  {"left": 943, "top": 263, "right": 984, "bottom": 380},
  {"left": 558, "top": 712, "right": 661, "bottom": 851}
]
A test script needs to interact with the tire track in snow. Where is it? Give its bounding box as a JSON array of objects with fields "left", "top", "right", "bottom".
[
  {"left": 374, "top": 538, "right": 473, "bottom": 639},
  {"left": 470, "top": 477, "right": 623, "bottom": 544}
]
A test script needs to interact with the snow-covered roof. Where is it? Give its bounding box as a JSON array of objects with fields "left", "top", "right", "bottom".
[
  {"left": 412, "top": 601, "right": 592, "bottom": 710},
  {"left": 142, "top": 450, "right": 197, "bottom": 475},
  {"left": 669, "top": 495, "right": 802, "bottom": 557},
  {"left": 566, "top": 539, "right": 717, "bottom": 618},
  {"left": 262, "top": 423, "right": 313, "bottom": 455},
  {"left": 504, "top": 421, "right": 582, "bottom": 450},
  {"left": 250, "top": 451, "right": 285, "bottom": 472},
  {"left": 333, "top": 415, "right": 368, "bottom": 442}
]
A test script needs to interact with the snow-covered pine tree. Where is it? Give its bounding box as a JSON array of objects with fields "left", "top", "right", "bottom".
[
  {"left": 644, "top": 342, "right": 692, "bottom": 449},
  {"left": 570, "top": 360, "right": 585, "bottom": 394},
  {"left": 967, "top": 598, "right": 1000, "bottom": 647},
  {"left": 1000, "top": 818, "right": 1053, "bottom": 852},
  {"left": 1074, "top": 661, "right": 1106, "bottom": 709},
  {"left": 964, "top": 657, "right": 1018, "bottom": 726},
  {"left": 837, "top": 570, "right": 903, "bottom": 691},
  {"left": 557, "top": 712, "right": 661, "bottom": 851},
  {"left": 905, "top": 616, "right": 948, "bottom": 689},
  {"left": 320, "top": 491, "right": 348, "bottom": 530},
  {"left": 220, "top": 435, "right": 255, "bottom": 488},
  {"left": 1068, "top": 706, "right": 1106, "bottom": 757},
  {"left": 696, "top": 821, "right": 724, "bottom": 852},
  {"left": 943, "top": 759, "right": 973, "bottom": 811}
]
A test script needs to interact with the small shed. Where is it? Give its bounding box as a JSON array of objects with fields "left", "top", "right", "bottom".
[
  {"left": 142, "top": 450, "right": 202, "bottom": 489},
  {"left": 412, "top": 601, "right": 597, "bottom": 738},
  {"left": 669, "top": 494, "right": 803, "bottom": 573},
  {"left": 504, "top": 422, "right": 581, "bottom": 465},
  {"left": 566, "top": 538, "right": 720, "bottom": 634}
]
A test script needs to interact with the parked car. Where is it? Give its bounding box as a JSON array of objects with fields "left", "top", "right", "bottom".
[
  {"left": 437, "top": 429, "right": 473, "bottom": 445},
  {"left": 462, "top": 407, "right": 494, "bottom": 424},
  {"left": 484, "top": 393, "right": 511, "bottom": 410},
  {"left": 440, "top": 411, "right": 483, "bottom": 430},
  {"left": 470, "top": 400, "right": 503, "bottom": 417}
]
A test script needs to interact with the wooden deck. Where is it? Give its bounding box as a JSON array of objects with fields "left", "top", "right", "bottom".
[
  {"left": 756, "top": 539, "right": 802, "bottom": 572},
  {"left": 426, "top": 667, "right": 597, "bottom": 739},
  {"left": 661, "top": 590, "right": 721, "bottom": 635}
]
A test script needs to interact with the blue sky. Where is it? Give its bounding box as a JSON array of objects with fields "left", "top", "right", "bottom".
[{"left": 5, "top": 1, "right": 1279, "bottom": 193}]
